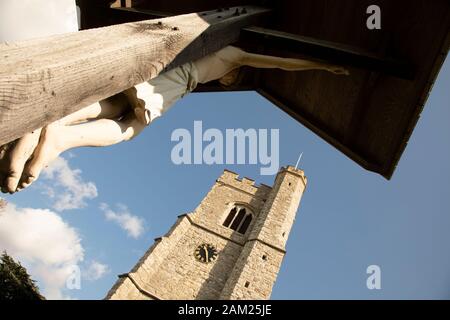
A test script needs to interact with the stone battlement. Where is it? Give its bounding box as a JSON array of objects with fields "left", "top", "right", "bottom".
[
  {"left": 280, "top": 166, "right": 307, "bottom": 186},
  {"left": 217, "top": 170, "right": 272, "bottom": 198}
]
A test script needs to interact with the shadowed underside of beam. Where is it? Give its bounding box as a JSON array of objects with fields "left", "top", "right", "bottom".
[{"left": 0, "top": 6, "right": 270, "bottom": 145}]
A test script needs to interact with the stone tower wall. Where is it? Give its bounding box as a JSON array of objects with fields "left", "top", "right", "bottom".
[
  {"left": 220, "top": 166, "right": 307, "bottom": 299},
  {"left": 106, "top": 167, "right": 306, "bottom": 300}
]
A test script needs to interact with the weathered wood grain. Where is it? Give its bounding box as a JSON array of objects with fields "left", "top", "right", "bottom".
[{"left": 0, "top": 6, "right": 270, "bottom": 145}]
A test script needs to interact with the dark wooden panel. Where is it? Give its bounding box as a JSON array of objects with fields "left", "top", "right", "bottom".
[
  {"left": 131, "top": 0, "right": 256, "bottom": 13},
  {"left": 257, "top": 87, "right": 380, "bottom": 173},
  {"left": 354, "top": 1, "right": 450, "bottom": 177},
  {"left": 255, "top": 0, "right": 450, "bottom": 178},
  {"left": 76, "top": 0, "right": 117, "bottom": 29},
  {"left": 104, "top": 0, "right": 450, "bottom": 179}
]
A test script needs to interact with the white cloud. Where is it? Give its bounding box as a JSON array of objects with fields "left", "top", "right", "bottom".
[
  {"left": 100, "top": 203, "right": 145, "bottom": 239},
  {"left": 0, "top": 0, "right": 79, "bottom": 42},
  {"left": 84, "top": 260, "right": 109, "bottom": 281},
  {"left": 0, "top": 202, "right": 84, "bottom": 299},
  {"left": 41, "top": 157, "right": 98, "bottom": 211}
]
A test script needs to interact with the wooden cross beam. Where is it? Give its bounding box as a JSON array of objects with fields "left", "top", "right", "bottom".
[
  {"left": 241, "top": 26, "right": 414, "bottom": 80},
  {"left": 106, "top": 7, "right": 415, "bottom": 80},
  {"left": 0, "top": 6, "right": 270, "bottom": 146}
]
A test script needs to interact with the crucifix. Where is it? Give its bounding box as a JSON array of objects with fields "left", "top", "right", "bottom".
[
  {"left": 1, "top": 0, "right": 441, "bottom": 190},
  {"left": 0, "top": 2, "right": 350, "bottom": 194}
]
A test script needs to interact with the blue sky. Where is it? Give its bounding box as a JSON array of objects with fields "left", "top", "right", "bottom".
[{"left": 1, "top": 55, "right": 449, "bottom": 300}]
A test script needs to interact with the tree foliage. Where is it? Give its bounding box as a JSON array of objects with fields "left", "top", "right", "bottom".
[
  {"left": 0, "top": 251, "right": 45, "bottom": 300},
  {"left": 0, "top": 234, "right": 45, "bottom": 300}
]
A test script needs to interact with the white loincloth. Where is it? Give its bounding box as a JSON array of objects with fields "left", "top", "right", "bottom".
[{"left": 125, "top": 62, "right": 199, "bottom": 124}]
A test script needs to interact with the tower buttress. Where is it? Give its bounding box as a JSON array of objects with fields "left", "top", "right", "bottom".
[{"left": 220, "top": 166, "right": 307, "bottom": 299}]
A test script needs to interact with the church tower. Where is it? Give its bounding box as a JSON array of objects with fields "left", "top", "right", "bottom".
[{"left": 106, "top": 166, "right": 307, "bottom": 300}]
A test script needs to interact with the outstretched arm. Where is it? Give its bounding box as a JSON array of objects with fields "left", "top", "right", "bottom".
[
  {"left": 239, "top": 50, "right": 349, "bottom": 74},
  {"left": 194, "top": 46, "right": 348, "bottom": 84}
]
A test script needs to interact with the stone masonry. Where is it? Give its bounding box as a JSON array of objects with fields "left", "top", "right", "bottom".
[{"left": 106, "top": 166, "right": 307, "bottom": 300}]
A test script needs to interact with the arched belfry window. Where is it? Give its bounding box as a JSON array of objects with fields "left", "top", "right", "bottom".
[{"left": 223, "top": 205, "right": 253, "bottom": 234}]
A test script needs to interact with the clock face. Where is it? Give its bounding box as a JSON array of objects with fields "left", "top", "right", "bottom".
[{"left": 194, "top": 243, "right": 218, "bottom": 263}]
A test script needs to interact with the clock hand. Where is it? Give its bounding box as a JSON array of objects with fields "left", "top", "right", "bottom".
[{"left": 204, "top": 245, "right": 209, "bottom": 261}]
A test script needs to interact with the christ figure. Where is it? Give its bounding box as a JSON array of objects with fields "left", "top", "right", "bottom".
[{"left": 0, "top": 2, "right": 349, "bottom": 194}]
